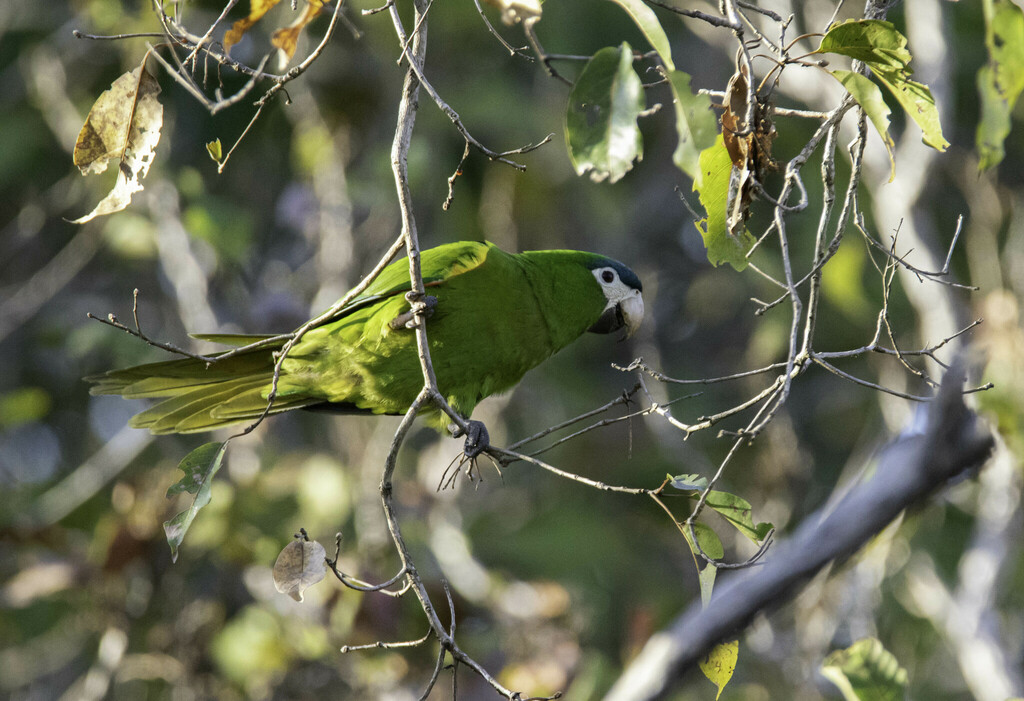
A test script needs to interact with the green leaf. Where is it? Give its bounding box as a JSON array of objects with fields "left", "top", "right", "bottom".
[
  {"left": 816, "top": 19, "right": 911, "bottom": 68},
  {"left": 684, "top": 521, "right": 725, "bottom": 562},
  {"left": 163, "top": 441, "right": 228, "bottom": 563},
  {"left": 830, "top": 70, "right": 895, "bottom": 181},
  {"left": 821, "top": 638, "right": 908, "bottom": 701},
  {"left": 697, "top": 561, "right": 717, "bottom": 608},
  {"left": 977, "top": 0, "right": 1024, "bottom": 170},
  {"left": 692, "top": 136, "right": 756, "bottom": 270},
  {"left": 669, "top": 473, "right": 708, "bottom": 491},
  {"left": 668, "top": 70, "right": 718, "bottom": 179},
  {"left": 606, "top": 0, "right": 674, "bottom": 71},
  {"left": 815, "top": 19, "right": 948, "bottom": 152},
  {"left": 206, "top": 138, "right": 223, "bottom": 163},
  {"left": 566, "top": 43, "right": 645, "bottom": 183},
  {"left": 683, "top": 522, "right": 722, "bottom": 607},
  {"left": 699, "top": 639, "right": 738, "bottom": 700},
  {"left": 870, "top": 64, "right": 949, "bottom": 151},
  {"left": 703, "top": 490, "right": 773, "bottom": 544}
]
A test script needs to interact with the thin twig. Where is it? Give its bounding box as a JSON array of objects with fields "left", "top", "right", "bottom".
[
  {"left": 644, "top": 0, "right": 741, "bottom": 29},
  {"left": 389, "top": 7, "right": 552, "bottom": 170},
  {"left": 521, "top": 17, "right": 573, "bottom": 85},
  {"left": 614, "top": 358, "right": 788, "bottom": 386},
  {"left": 340, "top": 629, "right": 433, "bottom": 653},
  {"left": 471, "top": 0, "right": 532, "bottom": 58},
  {"left": 508, "top": 384, "right": 641, "bottom": 450}
]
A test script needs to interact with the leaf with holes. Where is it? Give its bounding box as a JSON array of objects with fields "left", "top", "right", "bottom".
[
  {"left": 692, "top": 136, "right": 756, "bottom": 270},
  {"left": 566, "top": 43, "right": 645, "bottom": 183},
  {"left": 71, "top": 61, "right": 163, "bottom": 224},
  {"left": 163, "top": 442, "right": 228, "bottom": 563}
]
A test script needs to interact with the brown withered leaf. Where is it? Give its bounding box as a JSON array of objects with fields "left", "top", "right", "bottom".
[
  {"left": 71, "top": 62, "right": 163, "bottom": 224},
  {"left": 718, "top": 59, "right": 777, "bottom": 238},
  {"left": 224, "top": 0, "right": 284, "bottom": 53},
  {"left": 272, "top": 537, "right": 327, "bottom": 602},
  {"left": 273, "top": 0, "right": 329, "bottom": 61},
  {"left": 726, "top": 164, "right": 752, "bottom": 238},
  {"left": 752, "top": 100, "right": 777, "bottom": 177},
  {"left": 721, "top": 66, "right": 750, "bottom": 169}
]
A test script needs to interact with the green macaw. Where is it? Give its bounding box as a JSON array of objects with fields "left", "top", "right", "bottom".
[{"left": 88, "top": 241, "right": 644, "bottom": 455}]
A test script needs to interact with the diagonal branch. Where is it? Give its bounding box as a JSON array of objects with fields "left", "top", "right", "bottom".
[{"left": 604, "top": 365, "right": 994, "bottom": 701}]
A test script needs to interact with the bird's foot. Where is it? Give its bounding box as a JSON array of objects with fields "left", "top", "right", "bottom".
[
  {"left": 459, "top": 419, "right": 490, "bottom": 459},
  {"left": 388, "top": 294, "right": 437, "bottom": 330},
  {"left": 439, "top": 420, "right": 501, "bottom": 491}
]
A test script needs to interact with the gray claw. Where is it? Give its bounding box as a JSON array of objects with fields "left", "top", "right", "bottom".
[
  {"left": 462, "top": 420, "right": 490, "bottom": 459},
  {"left": 388, "top": 295, "right": 438, "bottom": 330}
]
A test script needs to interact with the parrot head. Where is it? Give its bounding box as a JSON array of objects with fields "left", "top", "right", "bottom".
[{"left": 585, "top": 258, "right": 644, "bottom": 339}]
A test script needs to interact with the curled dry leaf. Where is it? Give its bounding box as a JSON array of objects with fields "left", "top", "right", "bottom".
[
  {"left": 225, "top": 0, "right": 332, "bottom": 64},
  {"left": 718, "top": 62, "right": 776, "bottom": 238},
  {"left": 272, "top": 0, "right": 329, "bottom": 62},
  {"left": 71, "top": 63, "right": 163, "bottom": 224},
  {"left": 224, "top": 0, "right": 283, "bottom": 53},
  {"left": 273, "top": 537, "right": 327, "bottom": 602}
]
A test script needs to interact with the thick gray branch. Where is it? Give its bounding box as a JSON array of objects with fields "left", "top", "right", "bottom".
[{"left": 605, "top": 365, "right": 994, "bottom": 701}]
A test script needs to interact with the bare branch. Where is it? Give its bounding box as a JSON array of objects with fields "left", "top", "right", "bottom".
[
  {"left": 340, "top": 629, "right": 433, "bottom": 653},
  {"left": 508, "top": 384, "right": 641, "bottom": 450},
  {"left": 471, "top": 0, "right": 532, "bottom": 58},
  {"left": 390, "top": 6, "right": 550, "bottom": 170},
  {"left": 643, "top": 0, "right": 741, "bottom": 29}
]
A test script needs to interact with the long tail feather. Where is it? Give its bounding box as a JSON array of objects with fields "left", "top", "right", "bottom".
[{"left": 87, "top": 343, "right": 312, "bottom": 434}]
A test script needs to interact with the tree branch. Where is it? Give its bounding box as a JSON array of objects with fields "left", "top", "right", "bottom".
[{"left": 604, "top": 365, "right": 994, "bottom": 701}]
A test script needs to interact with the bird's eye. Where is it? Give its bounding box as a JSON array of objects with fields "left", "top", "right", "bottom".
[{"left": 601, "top": 269, "right": 615, "bottom": 284}]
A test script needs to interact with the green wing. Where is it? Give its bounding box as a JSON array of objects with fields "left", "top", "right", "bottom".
[
  {"left": 310, "top": 240, "right": 491, "bottom": 320},
  {"left": 87, "top": 241, "right": 493, "bottom": 434}
]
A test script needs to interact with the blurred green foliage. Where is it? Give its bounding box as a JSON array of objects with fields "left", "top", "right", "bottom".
[{"left": 1, "top": 1, "right": 1022, "bottom": 700}]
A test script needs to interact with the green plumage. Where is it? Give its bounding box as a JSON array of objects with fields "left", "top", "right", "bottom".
[{"left": 88, "top": 241, "right": 640, "bottom": 434}]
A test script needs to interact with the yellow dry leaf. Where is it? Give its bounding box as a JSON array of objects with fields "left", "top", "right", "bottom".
[
  {"left": 272, "top": 0, "right": 329, "bottom": 62},
  {"left": 71, "top": 62, "right": 163, "bottom": 224},
  {"left": 224, "top": 0, "right": 284, "bottom": 53},
  {"left": 699, "top": 639, "right": 738, "bottom": 700}
]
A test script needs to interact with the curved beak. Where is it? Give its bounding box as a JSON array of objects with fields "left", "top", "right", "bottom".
[
  {"left": 618, "top": 290, "right": 644, "bottom": 339},
  {"left": 588, "top": 289, "right": 644, "bottom": 339}
]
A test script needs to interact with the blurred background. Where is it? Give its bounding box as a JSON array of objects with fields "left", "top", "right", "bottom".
[{"left": 1, "top": 0, "right": 1021, "bottom": 699}]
